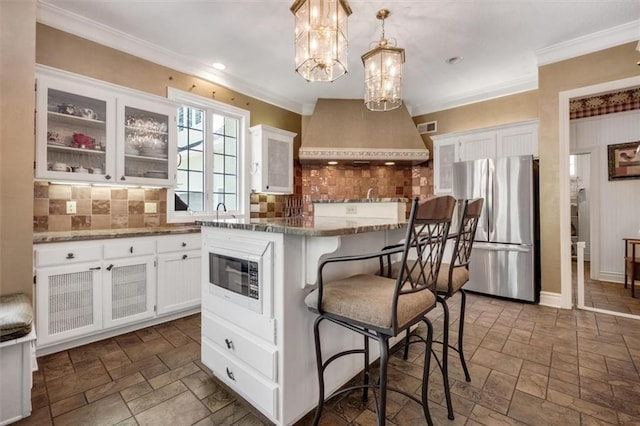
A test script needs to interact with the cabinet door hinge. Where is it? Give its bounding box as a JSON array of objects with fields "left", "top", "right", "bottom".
[
  {"left": 154, "top": 260, "right": 157, "bottom": 267},
  {"left": 33, "top": 275, "right": 36, "bottom": 285},
  {"left": 154, "top": 305, "right": 157, "bottom": 312}
]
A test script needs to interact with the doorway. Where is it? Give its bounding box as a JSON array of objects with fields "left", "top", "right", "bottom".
[{"left": 560, "top": 75, "right": 640, "bottom": 319}]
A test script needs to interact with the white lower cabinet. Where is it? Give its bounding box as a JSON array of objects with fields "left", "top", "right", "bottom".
[
  {"left": 34, "top": 233, "right": 201, "bottom": 351},
  {"left": 201, "top": 309, "right": 279, "bottom": 420},
  {"left": 103, "top": 256, "right": 156, "bottom": 329},
  {"left": 157, "top": 250, "right": 201, "bottom": 315},
  {"left": 35, "top": 262, "right": 103, "bottom": 347}
]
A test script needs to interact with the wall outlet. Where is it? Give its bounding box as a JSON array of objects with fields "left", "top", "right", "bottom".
[
  {"left": 346, "top": 205, "right": 357, "bottom": 215},
  {"left": 144, "top": 202, "right": 157, "bottom": 214},
  {"left": 66, "top": 201, "right": 76, "bottom": 214}
]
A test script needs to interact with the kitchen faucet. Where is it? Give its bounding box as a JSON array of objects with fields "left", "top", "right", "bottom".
[
  {"left": 216, "top": 202, "right": 227, "bottom": 221},
  {"left": 366, "top": 187, "right": 376, "bottom": 200}
]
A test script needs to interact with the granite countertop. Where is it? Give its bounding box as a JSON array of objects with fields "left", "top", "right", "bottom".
[
  {"left": 198, "top": 217, "right": 408, "bottom": 237},
  {"left": 313, "top": 197, "right": 409, "bottom": 204},
  {"left": 33, "top": 225, "right": 201, "bottom": 244}
]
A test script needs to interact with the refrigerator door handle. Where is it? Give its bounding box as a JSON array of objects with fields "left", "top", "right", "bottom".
[{"left": 487, "top": 158, "right": 495, "bottom": 241}]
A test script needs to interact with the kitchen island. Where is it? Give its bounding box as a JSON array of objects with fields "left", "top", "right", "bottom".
[{"left": 198, "top": 216, "right": 409, "bottom": 425}]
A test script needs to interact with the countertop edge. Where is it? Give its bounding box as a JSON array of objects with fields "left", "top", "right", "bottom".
[
  {"left": 33, "top": 226, "right": 201, "bottom": 244},
  {"left": 198, "top": 220, "right": 408, "bottom": 236}
]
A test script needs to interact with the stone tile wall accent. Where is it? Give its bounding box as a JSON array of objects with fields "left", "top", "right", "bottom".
[
  {"left": 33, "top": 182, "right": 169, "bottom": 232},
  {"left": 249, "top": 163, "right": 433, "bottom": 219}
]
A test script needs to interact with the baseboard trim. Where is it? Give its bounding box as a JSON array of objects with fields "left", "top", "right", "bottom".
[
  {"left": 598, "top": 271, "right": 624, "bottom": 284},
  {"left": 539, "top": 291, "right": 568, "bottom": 309}
]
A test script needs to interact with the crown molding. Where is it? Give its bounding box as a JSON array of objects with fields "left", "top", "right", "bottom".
[
  {"left": 411, "top": 74, "right": 538, "bottom": 117},
  {"left": 36, "top": 1, "right": 304, "bottom": 115},
  {"left": 536, "top": 20, "right": 640, "bottom": 66}
]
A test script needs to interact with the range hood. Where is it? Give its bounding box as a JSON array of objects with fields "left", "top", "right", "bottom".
[{"left": 299, "top": 99, "right": 429, "bottom": 164}]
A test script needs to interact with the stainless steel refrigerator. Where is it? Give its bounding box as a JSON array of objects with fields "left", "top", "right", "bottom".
[{"left": 453, "top": 155, "right": 540, "bottom": 302}]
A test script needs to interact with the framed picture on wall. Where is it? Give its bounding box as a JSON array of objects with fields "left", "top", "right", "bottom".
[{"left": 607, "top": 141, "right": 640, "bottom": 181}]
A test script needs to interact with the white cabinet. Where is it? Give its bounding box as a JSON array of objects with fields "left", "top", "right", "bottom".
[
  {"left": 34, "top": 233, "right": 201, "bottom": 351},
  {"left": 250, "top": 124, "right": 296, "bottom": 194},
  {"left": 432, "top": 120, "right": 538, "bottom": 194},
  {"left": 35, "top": 65, "right": 177, "bottom": 187},
  {"left": 34, "top": 243, "right": 104, "bottom": 346},
  {"left": 103, "top": 256, "right": 156, "bottom": 329},
  {"left": 157, "top": 234, "right": 202, "bottom": 315},
  {"left": 432, "top": 137, "right": 459, "bottom": 195}
]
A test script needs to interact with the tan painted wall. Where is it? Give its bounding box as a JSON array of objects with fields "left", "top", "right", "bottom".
[
  {"left": 0, "top": 1, "right": 36, "bottom": 297},
  {"left": 35, "top": 24, "right": 302, "bottom": 157},
  {"left": 538, "top": 42, "right": 640, "bottom": 294},
  {"left": 413, "top": 90, "right": 539, "bottom": 153}
]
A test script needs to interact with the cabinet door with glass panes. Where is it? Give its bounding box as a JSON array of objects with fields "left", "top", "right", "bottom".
[
  {"left": 116, "top": 96, "right": 177, "bottom": 186},
  {"left": 35, "top": 71, "right": 116, "bottom": 183}
]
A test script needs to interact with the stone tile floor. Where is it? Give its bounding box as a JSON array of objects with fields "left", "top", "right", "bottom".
[
  {"left": 579, "top": 261, "right": 640, "bottom": 315},
  {"left": 15, "top": 289, "right": 640, "bottom": 426}
]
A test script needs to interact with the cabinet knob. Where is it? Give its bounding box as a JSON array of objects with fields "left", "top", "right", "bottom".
[
  {"left": 106, "top": 264, "right": 114, "bottom": 271},
  {"left": 105, "top": 174, "right": 111, "bottom": 180},
  {"left": 226, "top": 367, "right": 235, "bottom": 381},
  {"left": 182, "top": 254, "right": 188, "bottom": 260},
  {"left": 224, "top": 338, "right": 234, "bottom": 350},
  {"left": 120, "top": 176, "right": 126, "bottom": 181},
  {"left": 129, "top": 246, "right": 134, "bottom": 254},
  {"left": 181, "top": 242, "right": 187, "bottom": 247},
  {"left": 66, "top": 253, "right": 75, "bottom": 259},
  {"left": 89, "top": 266, "right": 101, "bottom": 271}
]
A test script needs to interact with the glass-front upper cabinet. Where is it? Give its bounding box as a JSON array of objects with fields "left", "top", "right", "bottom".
[
  {"left": 35, "top": 70, "right": 116, "bottom": 183},
  {"left": 35, "top": 66, "right": 177, "bottom": 187},
  {"left": 116, "top": 95, "right": 176, "bottom": 185}
]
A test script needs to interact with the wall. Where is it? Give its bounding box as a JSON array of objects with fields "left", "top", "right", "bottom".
[
  {"left": 35, "top": 24, "right": 302, "bottom": 224},
  {"left": 413, "top": 90, "right": 539, "bottom": 153},
  {"left": 538, "top": 42, "right": 640, "bottom": 293},
  {"left": 570, "top": 110, "right": 640, "bottom": 281},
  {"left": 1, "top": 1, "right": 36, "bottom": 297}
]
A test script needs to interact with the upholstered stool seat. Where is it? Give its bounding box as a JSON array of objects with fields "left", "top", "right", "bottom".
[{"left": 305, "top": 274, "right": 436, "bottom": 330}]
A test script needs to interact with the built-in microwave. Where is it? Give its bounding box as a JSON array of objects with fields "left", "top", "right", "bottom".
[{"left": 206, "top": 238, "right": 272, "bottom": 314}]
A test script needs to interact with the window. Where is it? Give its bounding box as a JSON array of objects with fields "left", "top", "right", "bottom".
[{"left": 167, "top": 88, "right": 250, "bottom": 222}]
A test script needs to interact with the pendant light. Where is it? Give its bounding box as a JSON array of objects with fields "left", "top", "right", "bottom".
[
  {"left": 361, "top": 9, "right": 405, "bottom": 111},
  {"left": 290, "top": 0, "right": 352, "bottom": 82}
]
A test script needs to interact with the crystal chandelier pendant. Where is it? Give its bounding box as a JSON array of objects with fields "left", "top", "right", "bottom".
[
  {"left": 290, "top": 0, "right": 352, "bottom": 82},
  {"left": 361, "top": 9, "right": 405, "bottom": 111}
]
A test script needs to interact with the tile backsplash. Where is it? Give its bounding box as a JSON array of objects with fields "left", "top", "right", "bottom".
[
  {"left": 249, "top": 163, "right": 433, "bottom": 218},
  {"left": 35, "top": 163, "right": 433, "bottom": 228},
  {"left": 33, "top": 182, "right": 170, "bottom": 232}
]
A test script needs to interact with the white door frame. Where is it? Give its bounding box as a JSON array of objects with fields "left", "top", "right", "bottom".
[{"left": 558, "top": 75, "right": 640, "bottom": 313}]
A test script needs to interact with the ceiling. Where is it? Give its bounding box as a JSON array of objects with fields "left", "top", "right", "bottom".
[{"left": 38, "top": 1, "right": 640, "bottom": 116}]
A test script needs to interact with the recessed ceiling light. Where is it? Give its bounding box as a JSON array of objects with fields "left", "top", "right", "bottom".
[
  {"left": 446, "top": 56, "right": 464, "bottom": 65},
  {"left": 212, "top": 62, "right": 226, "bottom": 70}
]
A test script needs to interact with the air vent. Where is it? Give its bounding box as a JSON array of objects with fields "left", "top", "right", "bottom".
[{"left": 417, "top": 121, "right": 437, "bottom": 134}]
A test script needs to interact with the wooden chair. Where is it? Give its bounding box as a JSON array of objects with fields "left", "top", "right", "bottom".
[
  {"left": 625, "top": 238, "right": 640, "bottom": 298},
  {"left": 304, "top": 195, "right": 456, "bottom": 426}
]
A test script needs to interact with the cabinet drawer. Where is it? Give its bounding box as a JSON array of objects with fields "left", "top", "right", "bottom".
[
  {"left": 202, "top": 337, "right": 278, "bottom": 420},
  {"left": 103, "top": 239, "right": 155, "bottom": 259},
  {"left": 202, "top": 311, "right": 277, "bottom": 381},
  {"left": 156, "top": 234, "right": 201, "bottom": 253},
  {"left": 35, "top": 244, "right": 102, "bottom": 267}
]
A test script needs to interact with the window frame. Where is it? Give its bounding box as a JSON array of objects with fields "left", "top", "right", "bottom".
[{"left": 167, "top": 88, "right": 250, "bottom": 223}]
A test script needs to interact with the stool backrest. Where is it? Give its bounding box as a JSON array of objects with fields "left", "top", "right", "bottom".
[
  {"left": 451, "top": 198, "right": 484, "bottom": 269},
  {"left": 392, "top": 196, "right": 456, "bottom": 331}
]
